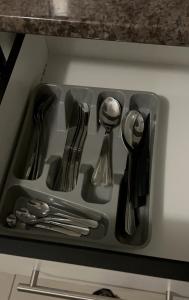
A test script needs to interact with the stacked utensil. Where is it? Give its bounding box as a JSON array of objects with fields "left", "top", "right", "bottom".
[
  {"left": 6, "top": 197, "right": 100, "bottom": 237},
  {"left": 91, "top": 97, "right": 122, "bottom": 186},
  {"left": 118, "top": 109, "right": 150, "bottom": 236},
  {"left": 53, "top": 101, "right": 89, "bottom": 192},
  {"left": 24, "top": 95, "right": 54, "bottom": 180}
]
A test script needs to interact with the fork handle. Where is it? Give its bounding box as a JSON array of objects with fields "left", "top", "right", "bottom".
[{"left": 91, "top": 131, "right": 113, "bottom": 186}]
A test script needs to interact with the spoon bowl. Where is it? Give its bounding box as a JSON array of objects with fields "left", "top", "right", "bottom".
[
  {"left": 99, "top": 97, "right": 121, "bottom": 130},
  {"left": 6, "top": 214, "right": 17, "bottom": 228},
  {"left": 27, "top": 200, "right": 50, "bottom": 217},
  {"left": 122, "top": 110, "right": 144, "bottom": 150}
]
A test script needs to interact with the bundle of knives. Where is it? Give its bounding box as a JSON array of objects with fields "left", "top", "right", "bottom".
[
  {"left": 24, "top": 95, "right": 54, "bottom": 180},
  {"left": 53, "top": 101, "right": 90, "bottom": 192}
]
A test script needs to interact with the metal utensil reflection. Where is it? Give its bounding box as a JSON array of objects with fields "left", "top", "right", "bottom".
[
  {"left": 91, "top": 97, "right": 122, "bottom": 186},
  {"left": 122, "top": 110, "right": 144, "bottom": 235}
]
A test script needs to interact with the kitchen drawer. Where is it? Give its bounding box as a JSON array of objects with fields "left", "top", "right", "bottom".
[{"left": 1, "top": 34, "right": 189, "bottom": 280}]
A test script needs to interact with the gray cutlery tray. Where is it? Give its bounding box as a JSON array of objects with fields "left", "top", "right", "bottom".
[{"left": 0, "top": 83, "right": 159, "bottom": 252}]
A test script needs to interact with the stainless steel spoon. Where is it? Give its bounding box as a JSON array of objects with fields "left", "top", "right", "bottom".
[
  {"left": 91, "top": 97, "right": 122, "bottom": 186},
  {"left": 6, "top": 214, "right": 81, "bottom": 237},
  {"left": 122, "top": 110, "right": 144, "bottom": 235},
  {"left": 16, "top": 208, "right": 89, "bottom": 236},
  {"left": 6, "top": 214, "right": 17, "bottom": 228},
  {"left": 26, "top": 199, "right": 98, "bottom": 229}
]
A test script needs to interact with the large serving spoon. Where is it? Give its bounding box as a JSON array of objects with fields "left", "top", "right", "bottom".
[
  {"left": 27, "top": 199, "right": 98, "bottom": 229},
  {"left": 91, "top": 97, "right": 122, "bottom": 186},
  {"left": 122, "top": 110, "right": 144, "bottom": 235},
  {"left": 15, "top": 208, "right": 89, "bottom": 236}
]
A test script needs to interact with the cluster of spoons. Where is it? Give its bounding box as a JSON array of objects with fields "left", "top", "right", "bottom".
[
  {"left": 90, "top": 95, "right": 145, "bottom": 236},
  {"left": 6, "top": 199, "right": 99, "bottom": 238}
]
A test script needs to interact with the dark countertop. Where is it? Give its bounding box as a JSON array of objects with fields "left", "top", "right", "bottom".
[{"left": 0, "top": 1, "right": 189, "bottom": 47}]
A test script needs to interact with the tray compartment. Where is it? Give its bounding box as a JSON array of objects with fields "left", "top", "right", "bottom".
[
  {"left": 13, "top": 84, "right": 61, "bottom": 180},
  {"left": 46, "top": 87, "right": 96, "bottom": 191},
  {"left": 0, "top": 185, "right": 108, "bottom": 243},
  {"left": 81, "top": 90, "right": 127, "bottom": 204},
  {"left": 116, "top": 92, "right": 159, "bottom": 247}
]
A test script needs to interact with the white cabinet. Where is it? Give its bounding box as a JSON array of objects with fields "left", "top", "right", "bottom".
[{"left": 10, "top": 272, "right": 165, "bottom": 300}]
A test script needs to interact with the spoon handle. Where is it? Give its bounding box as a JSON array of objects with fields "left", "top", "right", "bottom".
[
  {"left": 47, "top": 199, "right": 102, "bottom": 221},
  {"left": 42, "top": 220, "right": 90, "bottom": 236},
  {"left": 51, "top": 212, "right": 98, "bottom": 229},
  {"left": 91, "top": 131, "right": 113, "bottom": 186},
  {"left": 125, "top": 153, "right": 137, "bottom": 235},
  {"left": 34, "top": 224, "right": 81, "bottom": 237}
]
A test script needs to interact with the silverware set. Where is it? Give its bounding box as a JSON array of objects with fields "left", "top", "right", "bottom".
[
  {"left": 53, "top": 101, "right": 89, "bottom": 192},
  {"left": 6, "top": 198, "right": 100, "bottom": 237},
  {"left": 7, "top": 89, "right": 150, "bottom": 240}
]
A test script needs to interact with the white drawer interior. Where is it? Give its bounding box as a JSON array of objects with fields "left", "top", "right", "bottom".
[{"left": 1, "top": 34, "right": 189, "bottom": 262}]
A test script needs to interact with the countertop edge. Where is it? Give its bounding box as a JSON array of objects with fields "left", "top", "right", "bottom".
[{"left": 0, "top": 15, "right": 189, "bottom": 46}]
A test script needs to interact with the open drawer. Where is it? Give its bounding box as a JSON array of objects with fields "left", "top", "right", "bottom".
[{"left": 1, "top": 34, "right": 189, "bottom": 281}]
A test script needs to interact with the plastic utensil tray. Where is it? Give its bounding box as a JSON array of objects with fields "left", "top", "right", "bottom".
[{"left": 0, "top": 84, "right": 159, "bottom": 251}]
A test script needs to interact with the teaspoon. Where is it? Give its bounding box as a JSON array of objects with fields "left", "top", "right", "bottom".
[{"left": 91, "top": 97, "right": 122, "bottom": 186}]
